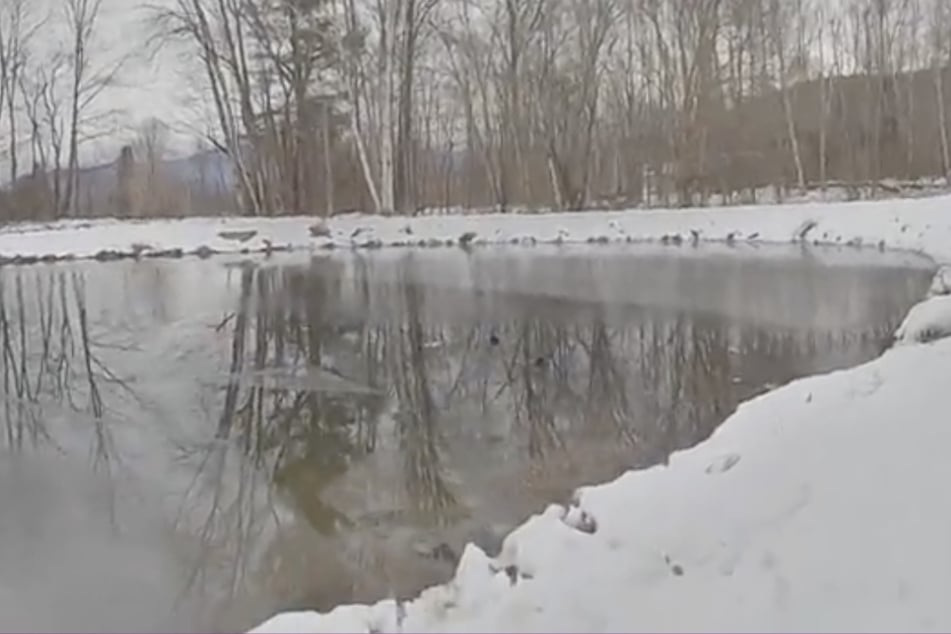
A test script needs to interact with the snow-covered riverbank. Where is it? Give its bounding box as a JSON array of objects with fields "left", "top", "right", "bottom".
[
  {"left": 1, "top": 194, "right": 951, "bottom": 263},
  {"left": 5, "top": 197, "right": 951, "bottom": 632}
]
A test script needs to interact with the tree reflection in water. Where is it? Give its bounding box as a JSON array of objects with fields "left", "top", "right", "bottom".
[
  {"left": 0, "top": 253, "right": 931, "bottom": 631},
  {"left": 0, "top": 270, "right": 116, "bottom": 463},
  {"left": 208, "top": 254, "right": 918, "bottom": 617}
]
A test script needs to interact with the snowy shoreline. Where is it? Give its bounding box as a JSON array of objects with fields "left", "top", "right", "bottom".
[
  {"left": 1, "top": 194, "right": 950, "bottom": 265},
  {"left": 5, "top": 198, "right": 951, "bottom": 632}
]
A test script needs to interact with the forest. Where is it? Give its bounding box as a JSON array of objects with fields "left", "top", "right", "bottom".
[{"left": 1, "top": 0, "right": 951, "bottom": 218}]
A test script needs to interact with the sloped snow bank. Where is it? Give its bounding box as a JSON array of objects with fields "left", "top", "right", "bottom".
[{"left": 895, "top": 295, "right": 951, "bottom": 344}]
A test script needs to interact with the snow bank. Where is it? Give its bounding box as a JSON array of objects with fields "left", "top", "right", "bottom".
[
  {"left": 928, "top": 265, "right": 951, "bottom": 296},
  {"left": 2, "top": 193, "right": 951, "bottom": 264},
  {"left": 895, "top": 295, "right": 951, "bottom": 344}
]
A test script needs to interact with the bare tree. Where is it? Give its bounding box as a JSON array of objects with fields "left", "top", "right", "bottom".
[
  {"left": 46, "top": 0, "right": 951, "bottom": 218},
  {"left": 765, "top": 0, "right": 807, "bottom": 192},
  {"left": 63, "top": 0, "right": 102, "bottom": 217},
  {"left": 929, "top": 0, "right": 951, "bottom": 179},
  {"left": 0, "top": 0, "right": 42, "bottom": 185}
]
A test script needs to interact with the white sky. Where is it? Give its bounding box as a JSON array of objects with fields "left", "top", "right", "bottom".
[
  {"left": 89, "top": 0, "right": 203, "bottom": 161},
  {"left": 2, "top": 0, "right": 203, "bottom": 171}
]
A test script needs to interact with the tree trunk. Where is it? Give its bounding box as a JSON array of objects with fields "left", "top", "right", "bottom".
[
  {"left": 323, "top": 102, "right": 334, "bottom": 216},
  {"left": 935, "top": 66, "right": 950, "bottom": 179},
  {"left": 379, "top": 1, "right": 396, "bottom": 213},
  {"left": 819, "top": 73, "right": 829, "bottom": 192}
]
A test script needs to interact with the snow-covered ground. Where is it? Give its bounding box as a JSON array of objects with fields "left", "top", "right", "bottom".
[
  {"left": 895, "top": 294, "right": 951, "bottom": 344},
  {"left": 2, "top": 194, "right": 951, "bottom": 263},
  {"left": 5, "top": 196, "right": 951, "bottom": 632}
]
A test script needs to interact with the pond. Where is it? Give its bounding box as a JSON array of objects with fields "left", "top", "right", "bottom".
[{"left": 0, "top": 245, "right": 934, "bottom": 632}]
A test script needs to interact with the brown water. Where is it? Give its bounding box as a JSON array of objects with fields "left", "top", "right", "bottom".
[{"left": 0, "top": 245, "right": 934, "bottom": 632}]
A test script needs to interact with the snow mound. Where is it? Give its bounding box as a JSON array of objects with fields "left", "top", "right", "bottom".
[
  {"left": 928, "top": 265, "right": 951, "bottom": 296},
  {"left": 895, "top": 295, "right": 951, "bottom": 344}
]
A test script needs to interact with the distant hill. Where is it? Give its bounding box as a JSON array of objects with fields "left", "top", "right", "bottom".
[
  {"left": 72, "top": 148, "right": 235, "bottom": 196},
  {"left": 0, "top": 148, "right": 237, "bottom": 220}
]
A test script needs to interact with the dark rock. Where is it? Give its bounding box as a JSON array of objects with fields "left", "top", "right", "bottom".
[
  {"left": 218, "top": 229, "right": 258, "bottom": 242},
  {"left": 94, "top": 250, "right": 127, "bottom": 262},
  {"left": 194, "top": 245, "right": 216, "bottom": 259},
  {"left": 146, "top": 248, "right": 184, "bottom": 259},
  {"left": 309, "top": 222, "right": 331, "bottom": 238},
  {"left": 130, "top": 242, "right": 152, "bottom": 257},
  {"left": 794, "top": 219, "right": 818, "bottom": 242},
  {"left": 664, "top": 554, "right": 685, "bottom": 576}
]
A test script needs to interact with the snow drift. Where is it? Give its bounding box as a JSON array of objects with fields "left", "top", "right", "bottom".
[{"left": 895, "top": 295, "right": 951, "bottom": 344}]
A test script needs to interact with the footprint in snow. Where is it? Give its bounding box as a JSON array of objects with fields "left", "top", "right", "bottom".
[
  {"left": 663, "top": 554, "right": 685, "bottom": 577},
  {"left": 705, "top": 453, "right": 741, "bottom": 475}
]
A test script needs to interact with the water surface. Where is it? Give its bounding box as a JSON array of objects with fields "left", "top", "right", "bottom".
[{"left": 0, "top": 245, "right": 933, "bottom": 632}]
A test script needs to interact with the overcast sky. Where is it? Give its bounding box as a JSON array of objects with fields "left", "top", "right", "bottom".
[{"left": 15, "top": 0, "right": 204, "bottom": 169}]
